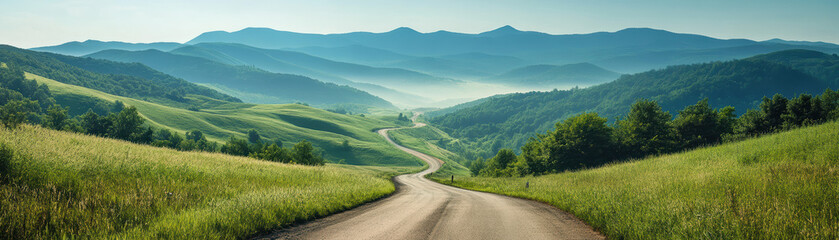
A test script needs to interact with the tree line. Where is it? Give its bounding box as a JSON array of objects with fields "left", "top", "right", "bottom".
[
  {"left": 0, "top": 63, "right": 324, "bottom": 166},
  {"left": 470, "top": 90, "right": 839, "bottom": 177}
]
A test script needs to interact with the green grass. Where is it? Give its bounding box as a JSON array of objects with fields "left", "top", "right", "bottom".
[
  {"left": 0, "top": 124, "right": 407, "bottom": 239},
  {"left": 432, "top": 121, "right": 839, "bottom": 239},
  {"left": 388, "top": 125, "right": 470, "bottom": 177},
  {"left": 27, "top": 72, "right": 421, "bottom": 166}
]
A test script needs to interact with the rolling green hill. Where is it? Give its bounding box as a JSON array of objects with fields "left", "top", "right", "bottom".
[
  {"left": 27, "top": 72, "right": 420, "bottom": 166},
  {"left": 0, "top": 124, "right": 414, "bottom": 239},
  {"left": 0, "top": 45, "right": 239, "bottom": 111},
  {"left": 86, "top": 49, "right": 394, "bottom": 108},
  {"left": 749, "top": 49, "right": 839, "bottom": 86},
  {"left": 429, "top": 51, "right": 831, "bottom": 158},
  {"left": 433, "top": 120, "right": 839, "bottom": 239}
]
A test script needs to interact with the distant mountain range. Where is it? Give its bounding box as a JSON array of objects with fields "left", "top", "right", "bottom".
[
  {"left": 31, "top": 40, "right": 184, "bottom": 56},
  {"left": 29, "top": 26, "right": 839, "bottom": 109},
  {"left": 86, "top": 49, "right": 394, "bottom": 108}
]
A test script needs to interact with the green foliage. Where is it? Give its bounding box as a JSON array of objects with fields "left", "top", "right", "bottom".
[
  {"left": 251, "top": 144, "right": 292, "bottom": 163},
  {"left": 247, "top": 129, "right": 261, "bottom": 144},
  {"left": 111, "top": 106, "right": 145, "bottom": 141},
  {"left": 782, "top": 93, "right": 824, "bottom": 127},
  {"left": 430, "top": 55, "right": 829, "bottom": 159},
  {"left": 471, "top": 92, "right": 839, "bottom": 176},
  {"left": 80, "top": 109, "right": 111, "bottom": 137},
  {"left": 43, "top": 105, "right": 69, "bottom": 130},
  {"left": 614, "top": 99, "right": 675, "bottom": 158},
  {"left": 220, "top": 136, "right": 250, "bottom": 157},
  {"left": 671, "top": 99, "right": 727, "bottom": 148},
  {"left": 436, "top": 121, "right": 839, "bottom": 239},
  {"left": 292, "top": 140, "right": 324, "bottom": 166},
  {"left": 0, "top": 100, "right": 38, "bottom": 129}
]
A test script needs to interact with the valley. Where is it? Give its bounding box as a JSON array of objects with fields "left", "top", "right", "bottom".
[{"left": 2, "top": 5, "right": 839, "bottom": 238}]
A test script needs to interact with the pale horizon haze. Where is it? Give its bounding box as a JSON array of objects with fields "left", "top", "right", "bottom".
[{"left": 1, "top": 0, "right": 838, "bottom": 48}]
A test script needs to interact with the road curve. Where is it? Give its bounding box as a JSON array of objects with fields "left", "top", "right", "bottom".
[{"left": 258, "top": 117, "right": 604, "bottom": 240}]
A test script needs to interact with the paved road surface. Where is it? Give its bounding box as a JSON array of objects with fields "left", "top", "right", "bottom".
[{"left": 258, "top": 118, "right": 604, "bottom": 240}]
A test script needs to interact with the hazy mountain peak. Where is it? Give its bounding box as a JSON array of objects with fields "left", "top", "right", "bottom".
[
  {"left": 480, "top": 25, "right": 522, "bottom": 36},
  {"left": 388, "top": 27, "right": 421, "bottom": 35}
]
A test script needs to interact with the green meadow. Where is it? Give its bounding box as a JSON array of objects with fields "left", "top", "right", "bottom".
[
  {"left": 0, "top": 125, "right": 415, "bottom": 239},
  {"left": 432, "top": 121, "right": 839, "bottom": 239},
  {"left": 26, "top": 72, "right": 420, "bottom": 166}
]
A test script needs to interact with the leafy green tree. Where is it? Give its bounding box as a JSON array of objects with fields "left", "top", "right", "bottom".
[
  {"left": 253, "top": 144, "right": 292, "bottom": 163},
  {"left": 468, "top": 157, "right": 485, "bottom": 176},
  {"left": 155, "top": 128, "right": 173, "bottom": 141},
  {"left": 110, "top": 106, "right": 144, "bottom": 141},
  {"left": 717, "top": 106, "right": 737, "bottom": 136},
  {"left": 759, "top": 94, "right": 789, "bottom": 131},
  {"left": 615, "top": 99, "right": 674, "bottom": 158},
  {"left": 520, "top": 136, "right": 548, "bottom": 175},
  {"left": 81, "top": 109, "right": 111, "bottom": 136},
  {"left": 135, "top": 127, "right": 154, "bottom": 144},
  {"left": 168, "top": 133, "right": 184, "bottom": 149},
  {"left": 341, "top": 139, "right": 351, "bottom": 151},
  {"left": 734, "top": 109, "right": 767, "bottom": 136},
  {"left": 178, "top": 139, "right": 198, "bottom": 151},
  {"left": 0, "top": 99, "right": 38, "bottom": 129},
  {"left": 43, "top": 105, "right": 69, "bottom": 130},
  {"left": 481, "top": 148, "right": 517, "bottom": 176},
  {"left": 292, "top": 140, "right": 324, "bottom": 166},
  {"left": 220, "top": 136, "right": 250, "bottom": 156},
  {"left": 820, "top": 88, "right": 839, "bottom": 120},
  {"left": 544, "top": 112, "right": 614, "bottom": 171},
  {"left": 782, "top": 94, "right": 824, "bottom": 128},
  {"left": 247, "top": 129, "right": 261, "bottom": 144},
  {"left": 186, "top": 130, "right": 205, "bottom": 142},
  {"left": 672, "top": 99, "right": 722, "bottom": 148}
]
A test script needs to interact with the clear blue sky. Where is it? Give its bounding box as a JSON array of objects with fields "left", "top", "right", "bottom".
[{"left": 1, "top": 0, "right": 837, "bottom": 48}]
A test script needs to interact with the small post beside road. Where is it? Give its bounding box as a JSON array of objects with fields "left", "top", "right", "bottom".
[
  {"left": 526, "top": 181, "right": 529, "bottom": 189},
  {"left": 451, "top": 175, "right": 454, "bottom": 184}
]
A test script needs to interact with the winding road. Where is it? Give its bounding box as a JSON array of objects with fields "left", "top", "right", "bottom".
[{"left": 260, "top": 117, "right": 604, "bottom": 240}]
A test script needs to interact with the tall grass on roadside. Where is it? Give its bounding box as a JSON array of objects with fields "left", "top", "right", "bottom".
[
  {"left": 0, "top": 125, "right": 398, "bottom": 239},
  {"left": 433, "top": 121, "right": 839, "bottom": 239}
]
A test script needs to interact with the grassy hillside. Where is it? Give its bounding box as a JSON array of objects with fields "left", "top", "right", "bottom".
[
  {"left": 432, "top": 121, "right": 839, "bottom": 239},
  {"left": 86, "top": 49, "right": 394, "bottom": 108},
  {"left": 28, "top": 72, "right": 421, "bottom": 166},
  {"left": 430, "top": 53, "right": 831, "bottom": 157},
  {"left": 0, "top": 45, "right": 239, "bottom": 109},
  {"left": 0, "top": 125, "right": 413, "bottom": 239},
  {"left": 388, "top": 125, "right": 470, "bottom": 177}
]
